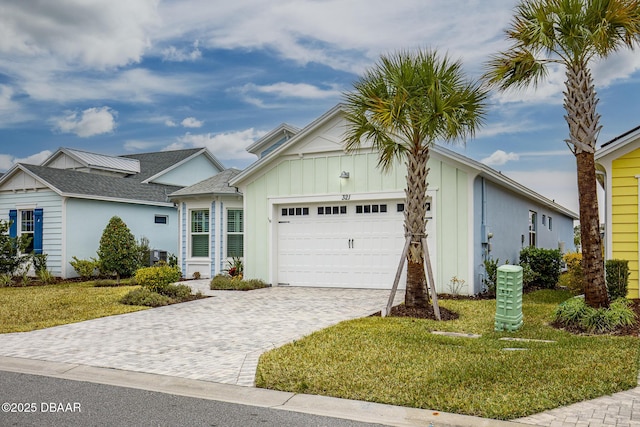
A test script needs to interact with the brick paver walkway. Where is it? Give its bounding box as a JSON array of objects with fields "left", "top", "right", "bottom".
[{"left": 0, "top": 284, "right": 400, "bottom": 386}]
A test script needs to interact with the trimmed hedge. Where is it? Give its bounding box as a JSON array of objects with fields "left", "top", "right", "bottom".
[{"left": 519, "top": 247, "right": 562, "bottom": 289}]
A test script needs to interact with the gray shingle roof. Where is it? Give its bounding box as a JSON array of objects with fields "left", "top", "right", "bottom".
[
  {"left": 169, "top": 168, "right": 242, "bottom": 198},
  {"left": 21, "top": 164, "right": 181, "bottom": 204},
  {"left": 121, "top": 148, "right": 204, "bottom": 182}
]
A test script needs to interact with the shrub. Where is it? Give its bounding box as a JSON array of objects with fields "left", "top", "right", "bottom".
[
  {"left": 134, "top": 264, "right": 182, "bottom": 294},
  {"left": 32, "top": 253, "right": 48, "bottom": 273},
  {"left": 37, "top": 269, "right": 55, "bottom": 285},
  {"left": 210, "top": 274, "right": 269, "bottom": 291},
  {"left": 97, "top": 216, "right": 138, "bottom": 283},
  {"left": 226, "top": 257, "right": 244, "bottom": 278},
  {"left": 519, "top": 247, "right": 562, "bottom": 289},
  {"left": 136, "top": 236, "right": 151, "bottom": 268},
  {"left": 70, "top": 256, "right": 98, "bottom": 280},
  {"left": 482, "top": 258, "right": 500, "bottom": 296},
  {"left": 0, "top": 218, "right": 32, "bottom": 276},
  {"left": 519, "top": 262, "right": 538, "bottom": 289},
  {"left": 555, "top": 297, "right": 636, "bottom": 334},
  {"left": 120, "top": 288, "right": 171, "bottom": 307},
  {"left": 562, "top": 252, "right": 583, "bottom": 294},
  {"left": 606, "top": 259, "right": 630, "bottom": 300},
  {"left": 0, "top": 274, "right": 12, "bottom": 287},
  {"left": 161, "top": 283, "right": 193, "bottom": 300}
]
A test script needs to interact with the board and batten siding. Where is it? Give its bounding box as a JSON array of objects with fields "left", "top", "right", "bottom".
[
  {"left": 0, "top": 190, "right": 64, "bottom": 276},
  {"left": 243, "top": 149, "right": 470, "bottom": 292},
  {"left": 611, "top": 148, "right": 640, "bottom": 298}
]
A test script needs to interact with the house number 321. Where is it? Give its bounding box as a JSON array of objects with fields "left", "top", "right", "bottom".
[{"left": 342, "top": 194, "right": 351, "bottom": 201}]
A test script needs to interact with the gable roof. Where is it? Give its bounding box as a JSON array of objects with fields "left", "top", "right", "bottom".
[
  {"left": 14, "top": 164, "right": 180, "bottom": 206},
  {"left": 231, "top": 104, "right": 578, "bottom": 220},
  {"left": 246, "top": 124, "right": 300, "bottom": 158},
  {"left": 595, "top": 125, "right": 640, "bottom": 160},
  {"left": 122, "top": 148, "right": 224, "bottom": 183},
  {"left": 169, "top": 168, "right": 242, "bottom": 198}
]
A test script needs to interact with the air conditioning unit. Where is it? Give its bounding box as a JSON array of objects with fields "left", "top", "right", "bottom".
[{"left": 149, "top": 249, "right": 168, "bottom": 265}]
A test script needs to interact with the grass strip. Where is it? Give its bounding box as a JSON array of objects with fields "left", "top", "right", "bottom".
[{"left": 256, "top": 290, "right": 640, "bottom": 420}]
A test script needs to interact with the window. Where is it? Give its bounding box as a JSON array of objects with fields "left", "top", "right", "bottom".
[
  {"left": 548, "top": 217, "right": 553, "bottom": 231},
  {"left": 528, "top": 210, "right": 537, "bottom": 247},
  {"left": 318, "top": 206, "right": 347, "bottom": 215},
  {"left": 227, "top": 209, "right": 244, "bottom": 257},
  {"left": 542, "top": 214, "right": 546, "bottom": 226},
  {"left": 281, "top": 207, "right": 309, "bottom": 216},
  {"left": 20, "top": 210, "right": 35, "bottom": 253},
  {"left": 154, "top": 215, "right": 168, "bottom": 224},
  {"left": 356, "top": 204, "right": 387, "bottom": 214},
  {"left": 191, "top": 210, "right": 209, "bottom": 257}
]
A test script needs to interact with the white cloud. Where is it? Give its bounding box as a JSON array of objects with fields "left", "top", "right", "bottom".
[
  {"left": 503, "top": 169, "right": 579, "bottom": 214},
  {"left": 0, "top": 150, "right": 53, "bottom": 172},
  {"left": 162, "top": 40, "right": 201, "bottom": 62},
  {"left": 235, "top": 82, "right": 343, "bottom": 107},
  {"left": 181, "top": 117, "right": 203, "bottom": 128},
  {"left": 166, "top": 128, "right": 266, "bottom": 161},
  {"left": 0, "top": 0, "right": 160, "bottom": 69},
  {"left": 165, "top": 119, "right": 178, "bottom": 127},
  {"left": 123, "top": 140, "right": 157, "bottom": 151},
  {"left": 481, "top": 150, "right": 520, "bottom": 166},
  {"left": 52, "top": 107, "right": 117, "bottom": 137}
]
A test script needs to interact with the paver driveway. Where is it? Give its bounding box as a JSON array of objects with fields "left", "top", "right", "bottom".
[{"left": 0, "top": 283, "right": 401, "bottom": 386}]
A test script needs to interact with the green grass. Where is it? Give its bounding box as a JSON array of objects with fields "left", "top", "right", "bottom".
[
  {"left": 256, "top": 290, "right": 640, "bottom": 420},
  {"left": 0, "top": 282, "right": 148, "bottom": 333}
]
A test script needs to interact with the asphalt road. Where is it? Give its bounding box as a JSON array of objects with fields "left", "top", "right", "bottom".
[{"left": 0, "top": 371, "right": 385, "bottom": 427}]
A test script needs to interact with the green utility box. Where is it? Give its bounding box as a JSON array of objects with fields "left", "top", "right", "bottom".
[{"left": 494, "top": 265, "right": 523, "bottom": 332}]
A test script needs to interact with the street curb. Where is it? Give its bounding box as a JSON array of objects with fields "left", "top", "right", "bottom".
[{"left": 0, "top": 356, "right": 527, "bottom": 427}]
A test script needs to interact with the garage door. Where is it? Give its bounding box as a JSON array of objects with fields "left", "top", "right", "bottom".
[{"left": 277, "top": 199, "right": 435, "bottom": 289}]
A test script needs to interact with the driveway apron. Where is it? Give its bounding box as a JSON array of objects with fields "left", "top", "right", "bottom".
[{"left": 0, "top": 284, "right": 401, "bottom": 386}]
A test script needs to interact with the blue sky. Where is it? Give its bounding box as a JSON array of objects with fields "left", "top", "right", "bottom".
[{"left": 1, "top": 0, "right": 640, "bottom": 214}]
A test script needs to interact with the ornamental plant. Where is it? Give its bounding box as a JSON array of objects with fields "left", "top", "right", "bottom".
[{"left": 96, "top": 216, "right": 138, "bottom": 283}]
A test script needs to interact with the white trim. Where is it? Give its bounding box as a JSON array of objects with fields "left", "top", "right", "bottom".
[
  {"left": 15, "top": 203, "right": 37, "bottom": 210},
  {"left": 467, "top": 172, "right": 478, "bottom": 294}
]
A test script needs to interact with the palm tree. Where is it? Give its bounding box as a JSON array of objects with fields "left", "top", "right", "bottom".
[
  {"left": 343, "top": 49, "right": 487, "bottom": 308},
  {"left": 484, "top": 0, "right": 640, "bottom": 309}
]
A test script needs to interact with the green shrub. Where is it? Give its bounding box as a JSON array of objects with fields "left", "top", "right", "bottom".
[
  {"left": 210, "top": 274, "right": 269, "bottom": 291},
  {"left": 134, "top": 265, "right": 182, "bottom": 294},
  {"left": 519, "top": 247, "right": 562, "bottom": 289},
  {"left": 482, "top": 258, "right": 500, "bottom": 296},
  {"left": 32, "top": 253, "right": 48, "bottom": 273},
  {"left": 606, "top": 259, "right": 630, "bottom": 300},
  {"left": 70, "top": 257, "right": 98, "bottom": 280},
  {"left": 555, "top": 297, "right": 636, "bottom": 334},
  {"left": 161, "top": 283, "right": 193, "bottom": 300},
  {"left": 97, "top": 216, "right": 138, "bottom": 282},
  {"left": 120, "top": 288, "right": 171, "bottom": 307},
  {"left": 562, "top": 252, "right": 584, "bottom": 294},
  {"left": 0, "top": 273, "right": 12, "bottom": 287},
  {"left": 519, "top": 262, "right": 538, "bottom": 289},
  {"left": 37, "top": 269, "right": 55, "bottom": 285}
]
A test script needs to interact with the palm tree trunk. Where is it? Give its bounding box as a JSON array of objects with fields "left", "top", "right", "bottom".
[
  {"left": 404, "top": 148, "right": 430, "bottom": 308},
  {"left": 576, "top": 152, "right": 608, "bottom": 308},
  {"left": 564, "top": 63, "right": 609, "bottom": 308}
]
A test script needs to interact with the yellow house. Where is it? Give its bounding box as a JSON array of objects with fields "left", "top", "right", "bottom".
[{"left": 595, "top": 125, "right": 640, "bottom": 298}]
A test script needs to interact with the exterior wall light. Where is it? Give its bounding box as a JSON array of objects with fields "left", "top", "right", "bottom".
[{"left": 340, "top": 171, "right": 350, "bottom": 179}]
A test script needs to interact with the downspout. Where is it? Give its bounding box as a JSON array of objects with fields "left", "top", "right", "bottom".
[{"left": 595, "top": 170, "right": 606, "bottom": 257}]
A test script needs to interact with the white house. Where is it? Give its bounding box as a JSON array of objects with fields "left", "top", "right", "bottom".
[{"left": 229, "top": 104, "right": 577, "bottom": 294}]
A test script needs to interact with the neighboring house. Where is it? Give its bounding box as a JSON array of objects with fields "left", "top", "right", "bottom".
[
  {"left": 0, "top": 147, "right": 225, "bottom": 278},
  {"left": 168, "top": 168, "right": 243, "bottom": 279},
  {"left": 230, "top": 104, "right": 577, "bottom": 295},
  {"left": 595, "top": 125, "right": 640, "bottom": 298}
]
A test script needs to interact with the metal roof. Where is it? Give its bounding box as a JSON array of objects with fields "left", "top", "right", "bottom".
[{"left": 53, "top": 147, "right": 141, "bottom": 174}]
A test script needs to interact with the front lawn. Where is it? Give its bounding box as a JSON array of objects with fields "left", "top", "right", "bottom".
[
  {"left": 0, "top": 282, "right": 148, "bottom": 333},
  {"left": 256, "top": 290, "right": 640, "bottom": 420}
]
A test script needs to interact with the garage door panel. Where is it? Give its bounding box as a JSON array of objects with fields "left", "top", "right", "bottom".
[{"left": 277, "top": 200, "right": 433, "bottom": 289}]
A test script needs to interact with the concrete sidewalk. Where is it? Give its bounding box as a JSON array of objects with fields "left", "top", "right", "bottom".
[{"left": 0, "top": 356, "right": 523, "bottom": 427}]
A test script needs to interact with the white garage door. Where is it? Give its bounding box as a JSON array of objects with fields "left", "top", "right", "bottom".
[{"left": 277, "top": 199, "right": 435, "bottom": 289}]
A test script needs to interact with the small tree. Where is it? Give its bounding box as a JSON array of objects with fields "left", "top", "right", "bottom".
[
  {"left": 0, "top": 218, "right": 31, "bottom": 276},
  {"left": 97, "top": 216, "right": 138, "bottom": 283}
]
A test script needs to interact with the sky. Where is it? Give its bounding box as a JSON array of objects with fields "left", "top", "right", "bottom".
[{"left": 1, "top": 0, "right": 640, "bottom": 214}]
